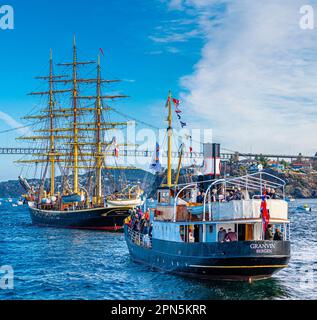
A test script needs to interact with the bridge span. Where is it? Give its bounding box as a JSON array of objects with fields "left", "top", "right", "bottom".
[{"left": 0, "top": 147, "right": 314, "bottom": 162}]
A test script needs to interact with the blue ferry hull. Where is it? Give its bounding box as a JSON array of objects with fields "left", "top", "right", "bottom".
[
  {"left": 124, "top": 226, "right": 290, "bottom": 281},
  {"left": 29, "top": 206, "right": 130, "bottom": 231}
]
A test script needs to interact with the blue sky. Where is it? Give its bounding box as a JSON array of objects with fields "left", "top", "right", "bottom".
[
  {"left": 0, "top": 0, "right": 204, "bottom": 179},
  {"left": 1, "top": 0, "right": 317, "bottom": 180}
]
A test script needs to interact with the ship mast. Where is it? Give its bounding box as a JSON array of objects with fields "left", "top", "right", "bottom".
[
  {"left": 17, "top": 39, "right": 132, "bottom": 204},
  {"left": 167, "top": 90, "right": 173, "bottom": 187},
  {"left": 57, "top": 36, "right": 95, "bottom": 194},
  {"left": 49, "top": 49, "right": 55, "bottom": 195},
  {"left": 72, "top": 36, "right": 79, "bottom": 194},
  {"left": 16, "top": 51, "right": 71, "bottom": 198},
  {"left": 95, "top": 54, "right": 102, "bottom": 205}
]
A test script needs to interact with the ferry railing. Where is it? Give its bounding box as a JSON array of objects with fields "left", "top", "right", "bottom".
[
  {"left": 127, "top": 226, "right": 152, "bottom": 249},
  {"left": 203, "top": 179, "right": 225, "bottom": 222},
  {"left": 173, "top": 183, "right": 198, "bottom": 223},
  {"left": 224, "top": 172, "right": 286, "bottom": 199},
  {"left": 172, "top": 172, "right": 286, "bottom": 223}
]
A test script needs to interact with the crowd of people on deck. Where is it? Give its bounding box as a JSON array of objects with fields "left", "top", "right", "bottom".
[
  {"left": 125, "top": 208, "right": 153, "bottom": 238},
  {"left": 195, "top": 186, "right": 280, "bottom": 204},
  {"left": 265, "top": 188, "right": 279, "bottom": 199},
  {"left": 195, "top": 187, "right": 244, "bottom": 204}
]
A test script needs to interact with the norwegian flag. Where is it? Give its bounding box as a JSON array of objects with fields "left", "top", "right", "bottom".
[{"left": 261, "top": 191, "right": 270, "bottom": 233}]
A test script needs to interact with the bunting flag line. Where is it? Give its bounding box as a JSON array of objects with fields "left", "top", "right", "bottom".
[
  {"left": 172, "top": 98, "right": 180, "bottom": 107},
  {"left": 99, "top": 48, "right": 104, "bottom": 56},
  {"left": 172, "top": 96, "right": 187, "bottom": 128}
]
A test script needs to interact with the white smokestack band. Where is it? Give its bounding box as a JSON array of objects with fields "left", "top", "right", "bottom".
[{"left": 203, "top": 143, "right": 221, "bottom": 176}]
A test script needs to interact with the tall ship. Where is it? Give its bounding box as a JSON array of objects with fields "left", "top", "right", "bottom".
[
  {"left": 17, "top": 37, "right": 142, "bottom": 231},
  {"left": 124, "top": 91, "right": 291, "bottom": 281}
]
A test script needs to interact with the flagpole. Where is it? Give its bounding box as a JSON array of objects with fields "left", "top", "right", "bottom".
[{"left": 167, "top": 90, "right": 173, "bottom": 187}]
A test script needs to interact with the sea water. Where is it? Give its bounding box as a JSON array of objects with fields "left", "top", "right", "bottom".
[{"left": 0, "top": 199, "right": 316, "bottom": 300}]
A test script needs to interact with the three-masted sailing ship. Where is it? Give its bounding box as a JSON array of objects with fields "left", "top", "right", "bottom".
[{"left": 17, "top": 37, "right": 139, "bottom": 231}]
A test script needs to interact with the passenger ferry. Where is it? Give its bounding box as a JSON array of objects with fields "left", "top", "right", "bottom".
[
  {"left": 124, "top": 92, "right": 290, "bottom": 282},
  {"left": 125, "top": 172, "right": 290, "bottom": 281}
]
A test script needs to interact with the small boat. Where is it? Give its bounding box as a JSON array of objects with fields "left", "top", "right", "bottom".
[
  {"left": 107, "top": 198, "right": 144, "bottom": 207},
  {"left": 285, "top": 196, "right": 295, "bottom": 202},
  {"left": 106, "top": 186, "right": 144, "bottom": 208},
  {"left": 16, "top": 198, "right": 24, "bottom": 206},
  {"left": 297, "top": 204, "right": 312, "bottom": 212}
]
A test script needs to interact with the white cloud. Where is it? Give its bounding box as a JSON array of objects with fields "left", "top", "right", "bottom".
[
  {"left": 168, "top": 0, "right": 317, "bottom": 155},
  {"left": 149, "top": 28, "right": 201, "bottom": 43},
  {"left": 0, "top": 110, "right": 32, "bottom": 136}
]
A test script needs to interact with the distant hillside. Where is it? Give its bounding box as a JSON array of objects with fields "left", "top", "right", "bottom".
[
  {"left": 1, "top": 168, "right": 316, "bottom": 199},
  {"left": 0, "top": 169, "right": 155, "bottom": 197}
]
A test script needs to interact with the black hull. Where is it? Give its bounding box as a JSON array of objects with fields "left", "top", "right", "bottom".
[
  {"left": 124, "top": 226, "right": 291, "bottom": 281},
  {"left": 29, "top": 206, "right": 130, "bottom": 231}
]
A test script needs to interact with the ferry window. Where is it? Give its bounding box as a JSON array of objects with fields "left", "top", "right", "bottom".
[
  {"left": 194, "top": 225, "right": 200, "bottom": 242},
  {"left": 180, "top": 225, "right": 195, "bottom": 242},
  {"left": 238, "top": 224, "right": 254, "bottom": 241},
  {"left": 159, "top": 191, "right": 170, "bottom": 204},
  {"left": 209, "top": 225, "right": 213, "bottom": 233},
  {"left": 238, "top": 224, "right": 245, "bottom": 241},
  {"left": 180, "top": 225, "right": 185, "bottom": 241}
]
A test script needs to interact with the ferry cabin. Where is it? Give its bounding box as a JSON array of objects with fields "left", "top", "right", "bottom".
[{"left": 154, "top": 186, "right": 290, "bottom": 244}]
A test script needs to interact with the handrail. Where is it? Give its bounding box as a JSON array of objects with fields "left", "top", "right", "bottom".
[
  {"left": 252, "top": 195, "right": 271, "bottom": 199},
  {"left": 171, "top": 179, "right": 215, "bottom": 188},
  {"left": 127, "top": 226, "right": 152, "bottom": 248},
  {"left": 169, "top": 172, "right": 286, "bottom": 223},
  {"left": 173, "top": 183, "right": 198, "bottom": 222},
  {"left": 203, "top": 179, "right": 225, "bottom": 221}
]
